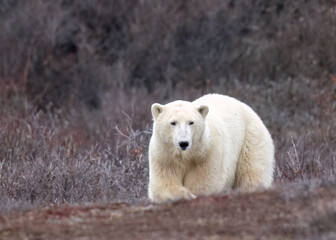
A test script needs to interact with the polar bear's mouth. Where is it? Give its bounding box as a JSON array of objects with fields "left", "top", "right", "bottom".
[{"left": 179, "top": 141, "right": 190, "bottom": 151}]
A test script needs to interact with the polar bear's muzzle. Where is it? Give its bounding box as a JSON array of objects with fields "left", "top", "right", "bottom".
[
  {"left": 178, "top": 141, "right": 190, "bottom": 151},
  {"left": 172, "top": 122, "right": 192, "bottom": 151}
]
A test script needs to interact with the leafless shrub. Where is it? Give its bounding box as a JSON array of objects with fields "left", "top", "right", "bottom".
[
  {"left": 276, "top": 135, "right": 336, "bottom": 184},
  {"left": 0, "top": 99, "right": 150, "bottom": 212}
]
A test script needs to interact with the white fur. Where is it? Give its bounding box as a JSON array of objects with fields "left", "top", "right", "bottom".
[{"left": 148, "top": 94, "right": 275, "bottom": 203}]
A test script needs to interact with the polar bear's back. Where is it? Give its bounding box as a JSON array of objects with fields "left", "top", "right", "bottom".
[
  {"left": 193, "top": 94, "right": 250, "bottom": 117},
  {"left": 192, "top": 93, "right": 265, "bottom": 128}
]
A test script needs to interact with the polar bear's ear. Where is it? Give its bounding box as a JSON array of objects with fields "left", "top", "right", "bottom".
[
  {"left": 151, "top": 103, "right": 164, "bottom": 119},
  {"left": 197, "top": 105, "right": 209, "bottom": 118}
]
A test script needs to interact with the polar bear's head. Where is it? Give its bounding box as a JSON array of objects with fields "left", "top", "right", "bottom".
[{"left": 151, "top": 101, "right": 209, "bottom": 151}]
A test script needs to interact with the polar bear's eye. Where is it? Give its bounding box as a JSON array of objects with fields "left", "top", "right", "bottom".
[
  {"left": 189, "top": 121, "right": 194, "bottom": 125},
  {"left": 171, "top": 121, "right": 177, "bottom": 126}
]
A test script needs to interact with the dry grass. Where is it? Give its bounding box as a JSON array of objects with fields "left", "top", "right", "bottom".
[{"left": 0, "top": 96, "right": 151, "bottom": 212}]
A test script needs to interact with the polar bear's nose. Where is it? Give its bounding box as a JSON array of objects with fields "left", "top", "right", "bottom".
[{"left": 179, "top": 141, "right": 189, "bottom": 150}]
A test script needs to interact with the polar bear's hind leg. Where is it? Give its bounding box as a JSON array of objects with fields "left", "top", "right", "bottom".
[{"left": 233, "top": 127, "right": 274, "bottom": 192}]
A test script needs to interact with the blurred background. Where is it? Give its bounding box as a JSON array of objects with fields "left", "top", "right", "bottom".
[{"left": 0, "top": 0, "right": 335, "bottom": 212}]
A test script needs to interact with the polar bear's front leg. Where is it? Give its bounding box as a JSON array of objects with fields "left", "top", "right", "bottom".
[{"left": 148, "top": 162, "right": 196, "bottom": 203}]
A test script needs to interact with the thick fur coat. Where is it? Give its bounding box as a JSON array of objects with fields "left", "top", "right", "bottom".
[{"left": 148, "top": 94, "right": 275, "bottom": 203}]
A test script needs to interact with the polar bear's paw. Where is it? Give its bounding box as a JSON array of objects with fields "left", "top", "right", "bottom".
[{"left": 150, "top": 186, "right": 196, "bottom": 203}]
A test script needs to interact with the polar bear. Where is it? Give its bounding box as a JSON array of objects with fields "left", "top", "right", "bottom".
[{"left": 148, "top": 93, "right": 274, "bottom": 203}]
